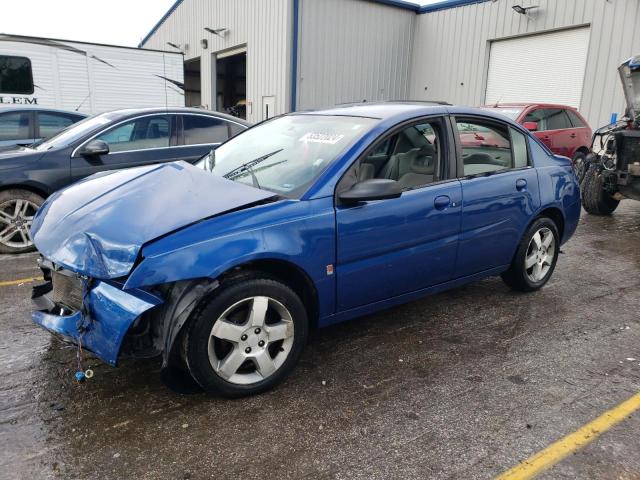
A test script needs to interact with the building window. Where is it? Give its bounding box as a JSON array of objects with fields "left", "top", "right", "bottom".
[{"left": 0, "top": 56, "right": 34, "bottom": 95}]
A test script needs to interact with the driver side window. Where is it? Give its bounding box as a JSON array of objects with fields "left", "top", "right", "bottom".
[{"left": 357, "top": 120, "right": 442, "bottom": 191}]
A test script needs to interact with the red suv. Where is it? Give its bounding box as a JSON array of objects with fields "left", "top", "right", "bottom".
[{"left": 483, "top": 103, "right": 592, "bottom": 166}]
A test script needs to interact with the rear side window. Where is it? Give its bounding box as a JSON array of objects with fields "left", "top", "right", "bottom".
[
  {"left": 523, "top": 109, "right": 572, "bottom": 131},
  {"left": 38, "top": 113, "right": 79, "bottom": 138},
  {"left": 455, "top": 119, "right": 512, "bottom": 176},
  {"left": 567, "top": 110, "right": 586, "bottom": 128},
  {"left": 0, "top": 111, "right": 31, "bottom": 141},
  {"left": 229, "top": 122, "right": 246, "bottom": 138},
  {"left": 0, "top": 56, "right": 34, "bottom": 94},
  {"left": 183, "top": 115, "right": 228, "bottom": 145}
]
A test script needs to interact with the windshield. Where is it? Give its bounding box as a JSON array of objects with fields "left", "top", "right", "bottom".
[
  {"left": 481, "top": 107, "right": 523, "bottom": 121},
  {"left": 198, "top": 115, "right": 376, "bottom": 197},
  {"left": 33, "top": 112, "right": 117, "bottom": 151}
]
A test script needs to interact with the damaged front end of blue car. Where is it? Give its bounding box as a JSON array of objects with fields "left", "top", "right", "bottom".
[
  {"left": 32, "top": 259, "right": 163, "bottom": 366},
  {"left": 29, "top": 160, "right": 277, "bottom": 367}
]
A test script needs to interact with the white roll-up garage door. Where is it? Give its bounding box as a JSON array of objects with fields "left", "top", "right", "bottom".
[{"left": 485, "top": 27, "right": 590, "bottom": 108}]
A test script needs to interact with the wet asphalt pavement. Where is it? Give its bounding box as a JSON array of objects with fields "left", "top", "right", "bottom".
[{"left": 1, "top": 202, "right": 640, "bottom": 480}]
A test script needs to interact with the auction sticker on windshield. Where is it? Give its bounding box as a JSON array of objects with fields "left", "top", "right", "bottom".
[{"left": 299, "top": 133, "right": 345, "bottom": 144}]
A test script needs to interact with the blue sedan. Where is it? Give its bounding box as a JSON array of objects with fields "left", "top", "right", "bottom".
[{"left": 30, "top": 103, "right": 581, "bottom": 397}]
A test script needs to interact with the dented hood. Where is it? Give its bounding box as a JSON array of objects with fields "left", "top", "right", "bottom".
[{"left": 31, "top": 161, "right": 276, "bottom": 279}]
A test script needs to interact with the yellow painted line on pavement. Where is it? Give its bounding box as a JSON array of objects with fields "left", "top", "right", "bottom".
[
  {"left": 496, "top": 391, "right": 640, "bottom": 480},
  {"left": 0, "top": 276, "right": 43, "bottom": 287}
]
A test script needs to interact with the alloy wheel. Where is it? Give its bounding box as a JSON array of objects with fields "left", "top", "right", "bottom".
[
  {"left": 207, "top": 296, "right": 295, "bottom": 385},
  {"left": 524, "top": 227, "right": 556, "bottom": 282},
  {"left": 0, "top": 199, "right": 38, "bottom": 250}
]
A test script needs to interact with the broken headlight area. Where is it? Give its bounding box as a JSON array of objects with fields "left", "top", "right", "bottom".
[{"left": 31, "top": 258, "right": 164, "bottom": 366}]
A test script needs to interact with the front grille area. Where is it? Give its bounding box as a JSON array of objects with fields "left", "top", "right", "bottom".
[{"left": 51, "top": 271, "right": 84, "bottom": 311}]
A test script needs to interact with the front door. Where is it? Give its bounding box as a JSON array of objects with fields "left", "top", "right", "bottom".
[
  {"left": 71, "top": 114, "right": 178, "bottom": 181},
  {"left": 452, "top": 116, "right": 541, "bottom": 277},
  {"left": 335, "top": 117, "right": 462, "bottom": 311}
]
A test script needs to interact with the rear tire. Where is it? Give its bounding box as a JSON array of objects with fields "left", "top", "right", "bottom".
[
  {"left": 581, "top": 164, "right": 619, "bottom": 215},
  {"left": 501, "top": 217, "right": 560, "bottom": 292},
  {"left": 572, "top": 151, "right": 587, "bottom": 184},
  {"left": 0, "top": 189, "right": 44, "bottom": 254},
  {"left": 185, "top": 275, "right": 308, "bottom": 397}
]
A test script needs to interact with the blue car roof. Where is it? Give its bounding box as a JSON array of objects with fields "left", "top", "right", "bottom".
[
  {"left": 296, "top": 102, "right": 448, "bottom": 120},
  {"left": 295, "top": 102, "right": 519, "bottom": 125}
]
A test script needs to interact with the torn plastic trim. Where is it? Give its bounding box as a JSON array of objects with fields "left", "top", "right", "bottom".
[
  {"left": 155, "top": 279, "right": 220, "bottom": 368},
  {"left": 32, "top": 279, "right": 163, "bottom": 366}
]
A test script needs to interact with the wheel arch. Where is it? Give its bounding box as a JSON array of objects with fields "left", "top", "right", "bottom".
[
  {"left": 152, "top": 257, "right": 321, "bottom": 368},
  {"left": 217, "top": 258, "right": 320, "bottom": 329},
  {"left": 533, "top": 206, "right": 565, "bottom": 241},
  {"left": 0, "top": 182, "right": 50, "bottom": 199}
]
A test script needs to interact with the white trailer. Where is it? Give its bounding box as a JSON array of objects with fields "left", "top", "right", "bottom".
[{"left": 0, "top": 34, "right": 185, "bottom": 114}]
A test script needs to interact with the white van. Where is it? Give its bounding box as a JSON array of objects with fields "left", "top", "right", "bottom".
[{"left": 0, "top": 34, "right": 185, "bottom": 114}]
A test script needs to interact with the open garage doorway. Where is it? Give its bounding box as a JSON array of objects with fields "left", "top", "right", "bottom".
[
  {"left": 215, "top": 47, "right": 247, "bottom": 120},
  {"left": 184, "top": 57, "right": 202, "bottom": 107}
]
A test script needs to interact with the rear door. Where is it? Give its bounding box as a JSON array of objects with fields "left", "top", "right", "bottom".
[
  {"left": 71, "top": 114, "right": 178, "bottom": 181},
  {"left": 453, "top": 115, "right": 540, "bottom": 278},
  {"left": 566, "top": 109, "right": 592, "bottom": 155},
  {"left": 335, "top": 116, "right": 462, "bottom": 311}
]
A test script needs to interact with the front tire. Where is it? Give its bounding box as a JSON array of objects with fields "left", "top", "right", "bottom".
[
  {"left": 185, "top": 275, "right": 308, "bottom": 397},
  {"left": 581, "top": 163, "right": 619, "bottom": 215},
  {"left": 501, "top": 217, "right": 560, "bottom": 292},
  {"left": 0, "top": 189, "right": 44, "bottom": 254}
]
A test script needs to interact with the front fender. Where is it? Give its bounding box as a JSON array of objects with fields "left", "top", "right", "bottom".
[{"left": 124, "top": 197, "right": 337, "bottom": 318}]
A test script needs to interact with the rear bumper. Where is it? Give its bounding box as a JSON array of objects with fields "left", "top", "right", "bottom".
[{"left": 32, "top": 279, "right": 163, "bottom": 366}]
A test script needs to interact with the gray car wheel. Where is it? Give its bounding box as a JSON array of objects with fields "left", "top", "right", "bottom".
[
  {"left": 185, "top": 275, "right": 308, "bottom": 397},
  {"left": 0, "top": 189, "right": 44, "bottom": 254}
]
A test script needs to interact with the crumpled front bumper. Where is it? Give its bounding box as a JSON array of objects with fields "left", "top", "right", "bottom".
[{"left": 32, "top": 273, "right": 163, "bottom": 366}]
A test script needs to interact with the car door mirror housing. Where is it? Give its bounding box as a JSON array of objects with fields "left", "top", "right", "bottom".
[
  {"left": 339, "top": 179, "right": 402, "bottom": 203},
  {"left": 79, "top": 139, "right": 109, "bottom": 156},
  {"left": 523, "top": 121, "right": 538, "bottom": 131}
]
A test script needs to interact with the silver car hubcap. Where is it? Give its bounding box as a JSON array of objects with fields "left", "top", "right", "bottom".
[
  {"left": 0, "top": 199, "right": 38, "bottom": 249},
  {"left": 208, "top": 296, "right": 294, "bottom": 385},
  {"left": 525, "top": 227, "right": 555, "bottom": 282}
]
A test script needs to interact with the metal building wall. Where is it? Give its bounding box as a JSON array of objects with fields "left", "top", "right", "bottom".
[
  {"left": 409, "top": 0, "right": 640, "bottom": 128},
  {"left": 296, "top": 0, "right": 415, "bottom": 110},
  {"left": 141, "top": 0, "right": 292, "bottom": 123}
]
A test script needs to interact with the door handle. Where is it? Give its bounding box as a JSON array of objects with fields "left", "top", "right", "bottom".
[
  {"left": 434, "top": 195, "right": 451, "bottom": 210},
  {"left": 516, "top": 179, "right": 527, "bottom": 191},
  {"left": 569, "top": 133, "right": 577, "bottom": 138}
]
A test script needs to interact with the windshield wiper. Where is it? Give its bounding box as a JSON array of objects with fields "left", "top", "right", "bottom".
[{"left": 223, "top": 149, "right": 283, "bottom": 187}]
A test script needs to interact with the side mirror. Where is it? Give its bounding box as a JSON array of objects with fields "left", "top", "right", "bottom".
[
  {"left": 523, "top": 121, "right": 538, "bottom": 132},
  {"left": 339, "top": 179, "right": 402, "bottom": 203},
  {"left": 79, "top": 139, "right": 109, "bottom": 156}
]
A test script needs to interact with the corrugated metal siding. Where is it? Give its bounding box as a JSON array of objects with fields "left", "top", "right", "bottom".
[
  {"left": 409, "top": 0, "right": 640, "bottom": 128},
  {"left": 142, "top": 0, "right": 292, "bottom": 123},
  {"left": 296, "top": 0, "right": 415, "bottom": 110}
]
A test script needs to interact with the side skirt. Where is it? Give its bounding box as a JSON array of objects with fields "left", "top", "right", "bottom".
[{"left": 319, "top": 265, "right": 509, "bottom": 328}]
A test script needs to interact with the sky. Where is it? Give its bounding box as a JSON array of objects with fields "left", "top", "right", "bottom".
[{"left": 0, "top": 0, "right": 439, "bottom": 48}]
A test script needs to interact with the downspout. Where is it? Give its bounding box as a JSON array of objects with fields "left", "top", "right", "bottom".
[{"left": 290, "top": 0, "right": 300, "bottom": 112}]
